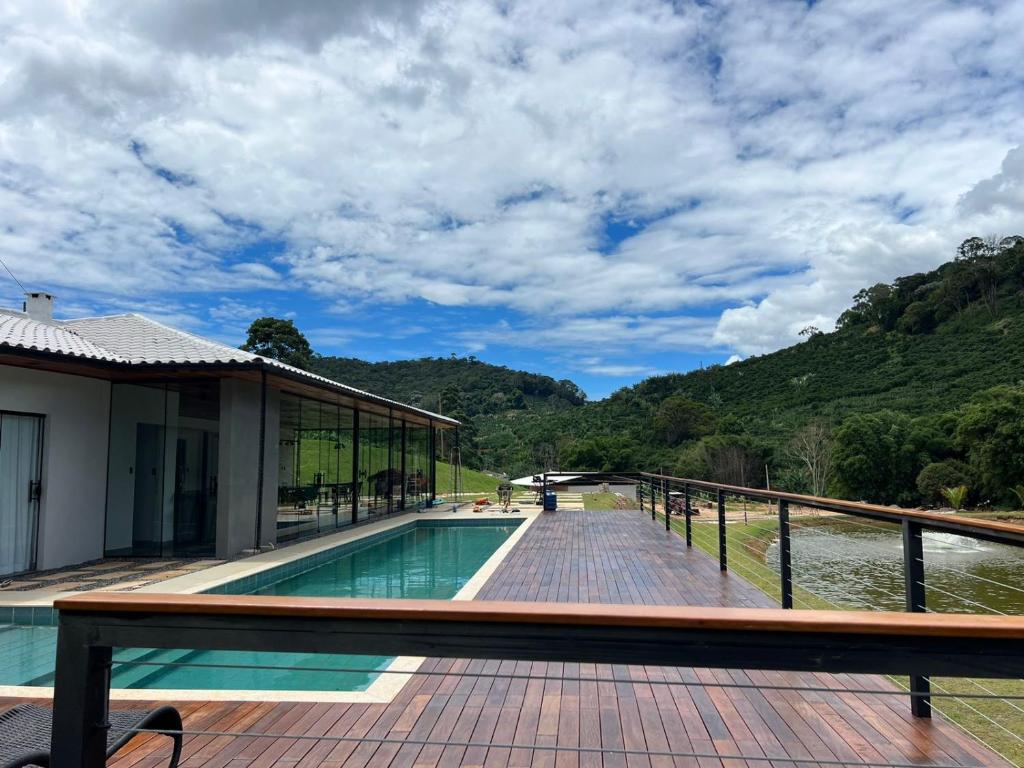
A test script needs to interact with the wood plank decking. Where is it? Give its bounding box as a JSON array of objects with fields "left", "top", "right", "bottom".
[{"left": 2, "top": 510, "right": 1011, "bottom": 767}]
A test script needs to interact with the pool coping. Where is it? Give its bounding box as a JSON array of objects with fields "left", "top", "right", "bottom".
[{"left": 0, "top": 508, "right": 538, "bottom": 703}]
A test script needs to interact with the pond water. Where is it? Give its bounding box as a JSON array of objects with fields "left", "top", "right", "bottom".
[{"left": 764, "top": 520, "right": 1024, "bottom": 614}]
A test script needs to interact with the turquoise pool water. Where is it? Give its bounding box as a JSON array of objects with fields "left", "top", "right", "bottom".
[{"left": 0, "top": 520, "right": 519, "bottom": 692}]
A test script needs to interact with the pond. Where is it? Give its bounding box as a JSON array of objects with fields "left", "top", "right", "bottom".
[{"left": 764, "top": 519, "right": 1024, "bottom": 615}]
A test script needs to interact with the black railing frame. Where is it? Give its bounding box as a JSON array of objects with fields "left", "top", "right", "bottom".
[
  {"left": 636, "top": 470, "right": 1024, "bottom": 719},
  {"left": 50, "top": 595, "right": 1024, "bottom": 767}
]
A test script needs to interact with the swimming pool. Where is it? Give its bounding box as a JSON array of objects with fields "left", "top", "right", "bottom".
[{"left": 0, "top": 519, "right": 521, "bottom": 693}]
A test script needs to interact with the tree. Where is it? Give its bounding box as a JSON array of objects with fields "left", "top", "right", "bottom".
[
  {"left": 785, "top": 420, "right": 834, "bottom": 496},
  {"left": 956, "top": 384, "right": 1024, "bottom": 503},
  {"left": 676, "top": 435, "right": 767, "bottom": 487},
  {"left": 653, "top": 396, "right": 715, "bottom": 447},
  {"left": 559, "top": 436, "right": 641, "bottom": 472},
  {"left": 832, "top": 411, "right": 932, "bottom": 504},
  {"left": 916, "top": 460, "right": 973, "bottom": 506},
  {"left": 241, "top": 317, "right": 313, "bottom": 370}
]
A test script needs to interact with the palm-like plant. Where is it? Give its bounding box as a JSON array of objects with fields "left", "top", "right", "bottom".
[
  {"left": 941, "top": 485, "right": 969, "bottom": 511},
  {"left": 1011, "top": 485, "right": 1024, "bottom": 510}
]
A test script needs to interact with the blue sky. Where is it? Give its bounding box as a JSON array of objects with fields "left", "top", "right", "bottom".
[{"left": 1, "top": 0, "right": 1023, "bottom": 400}]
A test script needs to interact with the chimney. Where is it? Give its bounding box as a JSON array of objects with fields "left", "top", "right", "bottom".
[{"left": 23, "top": 291, "right": 55, "bottom": 322}]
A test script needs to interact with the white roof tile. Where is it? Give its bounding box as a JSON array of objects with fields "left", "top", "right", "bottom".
[
  {"left": 0, "top": 310, "right": 125, "bottom": 362},
  {"left": 63, "top": 314, "right": 260, "bottom": 365}
]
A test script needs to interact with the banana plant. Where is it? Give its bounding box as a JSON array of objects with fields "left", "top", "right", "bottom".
[
  {"left": 1011, "top": 485, "right": 1024, "bottom": 510},
  {"left": 941, "top": 485, "right": 969, "bottom": 511}
]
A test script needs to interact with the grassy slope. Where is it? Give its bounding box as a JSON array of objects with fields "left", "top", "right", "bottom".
[
  {"left": 582, "top": 492, "right": 639, "bottom": 510},
  {"left": 435, "top": 461, "right": 501, "bottom": 496},
  {"left": 660, "top": 306, "right": 1024, "bottom": 424},
  {"left": 291, "top": 438, "right": 500, "bottom": 497}
]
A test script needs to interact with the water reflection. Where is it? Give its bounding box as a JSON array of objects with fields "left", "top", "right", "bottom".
[{"left": 765, "top": 522, "right": 1024, "bottom": 614}]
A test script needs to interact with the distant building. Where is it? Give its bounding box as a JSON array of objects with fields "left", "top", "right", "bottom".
[{"left": 0, "top": 292, "right": 457, "bottom": 576}]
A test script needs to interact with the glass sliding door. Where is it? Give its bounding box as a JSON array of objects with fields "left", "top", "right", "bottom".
[
  {"left": 105, "top": 381, "right": 220, "bottom": 557},
  {"left": 0, "top": 412, "right": 44, "bottom": 576},
  {"left": 168, "top": 382, "right": 220, "bottom": 556},
  {"left": 276, "top": 393, "right": 355, "bottom": 542},
  {"left": 105, "top": 383, "right": 167, "bottom": 557}
]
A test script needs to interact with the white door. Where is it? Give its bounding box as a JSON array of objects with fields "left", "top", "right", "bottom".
[{"left": 0, "top": 412, "right": 44, "bottom": 576}]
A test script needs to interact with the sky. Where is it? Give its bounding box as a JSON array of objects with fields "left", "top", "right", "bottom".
[{"left": 1, "top": 1, "right": 1023, "bottom": 399}]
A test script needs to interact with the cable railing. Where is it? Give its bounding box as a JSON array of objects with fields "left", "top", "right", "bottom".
[
  {"left": 635, "top": 470, "right": 1024, "bottom": 750},
  {"left": 45, "top": 592, "right": 1024, "bottom": 767}
]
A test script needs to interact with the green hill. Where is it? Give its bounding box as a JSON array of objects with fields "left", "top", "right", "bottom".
[
  {"left": 310, "top": 354, "right": 586, "bottom": 470},
  {"left": 305, "top": 236, "right": 1024, "bottom": 507}
]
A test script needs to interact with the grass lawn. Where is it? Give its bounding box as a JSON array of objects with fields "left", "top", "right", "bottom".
[
  {"left": 653, "top": 508, "right": 1024, "bottom": 766},
  {"left": 289, "top": 436, "right": 502, "bottom": 499},
  {"left": 435, "top": 461, "right": 502, "bottom": 498},
  {"left": 583, "top": 492, "right": 639, "bottom": 511}
]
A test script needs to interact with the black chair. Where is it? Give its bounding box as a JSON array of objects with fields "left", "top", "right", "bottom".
[{"left": 0, "top": 704, "right": 182, "bottom": 768}]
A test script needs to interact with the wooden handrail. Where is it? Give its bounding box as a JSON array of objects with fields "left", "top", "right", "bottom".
[
  {"left": 638, "top": 471, "right": 1024, "bottom": 543},
  {"left": 54, "top": 592, "right": 1024, "bottom": 640}
]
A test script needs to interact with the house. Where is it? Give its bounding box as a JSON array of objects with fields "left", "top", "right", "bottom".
[{"left": 0, "top": 292, "right": 458, "bottom": 577}]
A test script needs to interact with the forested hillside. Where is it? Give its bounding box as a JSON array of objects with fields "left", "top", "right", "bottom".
[
  {"left": 493, "top": 235, "right": 1024, "bottom": 507},
  {"left": 309, "top": 355, "right": 586, "bottom": 469},
  {"left": 267, "top": 235, "right": 1024, "bottom": 508}
]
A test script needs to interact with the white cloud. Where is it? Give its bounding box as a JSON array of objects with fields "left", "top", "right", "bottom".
[
  {"left": 0, "top": 0, "right": 1022, "bottom": 359},
  {"left": 959, "top": 145, "right": 1024, "bottom": 216},
  {"left": 582, "top": 363, "right": 660, "bottom": 377}
]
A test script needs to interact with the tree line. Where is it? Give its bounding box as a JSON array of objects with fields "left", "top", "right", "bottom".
[{"left": 240, "top": 235, "right": 1024, "bottom": 509}]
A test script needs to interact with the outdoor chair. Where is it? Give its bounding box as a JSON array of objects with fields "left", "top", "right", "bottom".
[{"left": 0, "top": 703, "right": 182, "bottom": 768}]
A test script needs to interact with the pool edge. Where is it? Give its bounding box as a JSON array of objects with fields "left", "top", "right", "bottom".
[{"left": 0, "top": 510, "right": 539, "bottom": 703}]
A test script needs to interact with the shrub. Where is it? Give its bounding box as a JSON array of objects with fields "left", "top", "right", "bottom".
[{"left": 916, "top": 460, "right": 972, "bottom": 505}]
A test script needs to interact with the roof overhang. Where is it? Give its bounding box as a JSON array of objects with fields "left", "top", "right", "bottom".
[{"left": 0, "top": 347, "right": 458, "bottom": 428}]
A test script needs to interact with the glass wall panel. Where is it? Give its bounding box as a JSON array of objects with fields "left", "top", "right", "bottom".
[
  {"left": 105, "top": 380, "right": 219, "bottom": 557},
  {"left": 390, "top": 416, "right": 403, "bottom": 511},
  {"left": 405, "top": 424, "right": 430, "bottom": 509},
  {"left": 433, "top": 425, "right": 452, "bottom": 501},
  {"left": 277, "top": 393, "right": 354, "bottom": 542},
  {"left": 358, "top": 411, "right": 391, "bottom": 519}
]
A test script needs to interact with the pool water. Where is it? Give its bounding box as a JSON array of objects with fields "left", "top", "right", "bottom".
[{"left": 0, "top": 521, "right": 518, "bottom": 692}]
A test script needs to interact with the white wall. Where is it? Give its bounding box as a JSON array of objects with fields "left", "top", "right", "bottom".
[{"left": 0, "top": 365, "right": 110, "bottom": 570}]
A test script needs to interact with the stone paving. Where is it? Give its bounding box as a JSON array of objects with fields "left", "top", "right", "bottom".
[{"left": 0, "top": 558, "right": 225, "bottom": 596}]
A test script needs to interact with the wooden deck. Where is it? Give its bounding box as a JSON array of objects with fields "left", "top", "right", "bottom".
[{"left": 3, "top": 510, "right": 1011, "bottom": 767}]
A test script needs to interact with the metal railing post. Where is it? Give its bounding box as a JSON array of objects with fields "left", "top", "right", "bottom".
[
  {"left": 651, "top": 478, "right": 657, "bottom": 522},
  {"left": 50, "top": 626, "right": 112, "bottom": 767},
  {"left": 664, "top": 478, "right": 670, "bottom": 531},
  {"left": 683, "top": 482, "right": 692, "bottom": 547},
  {"left": 779, "top": 500, "right": 793, "bottom": 609},
  {"left": 903, "top": 519, "right": 931, "bottom": 717},
  {"left": 717, "top": 488, "right": 727, "bottom": 571}
]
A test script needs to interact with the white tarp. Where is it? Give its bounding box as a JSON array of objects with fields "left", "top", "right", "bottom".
[{"left": 509, "top": 473, "right": 582, "bottom": 486}]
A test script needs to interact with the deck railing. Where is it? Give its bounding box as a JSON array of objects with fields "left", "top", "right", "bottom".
[
  {"left": 635, "top": 471, "right": 1024, "bottom": 720},
  {"left": 49, "top": 592, "right": 1024, "bottom": 767}
]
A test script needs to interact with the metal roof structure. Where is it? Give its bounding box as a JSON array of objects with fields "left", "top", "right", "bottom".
[{"left": 1, "top": 309, "right": 457, "bottom": 426}]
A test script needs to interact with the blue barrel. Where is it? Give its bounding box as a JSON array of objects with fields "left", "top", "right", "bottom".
[{"left": 543, "top": 491, "right": 557, "bottom": 511}]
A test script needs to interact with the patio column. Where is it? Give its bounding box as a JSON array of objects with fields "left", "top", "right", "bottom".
[{"left": 217, "top": 378, "right": 278, "bottom": 558}]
